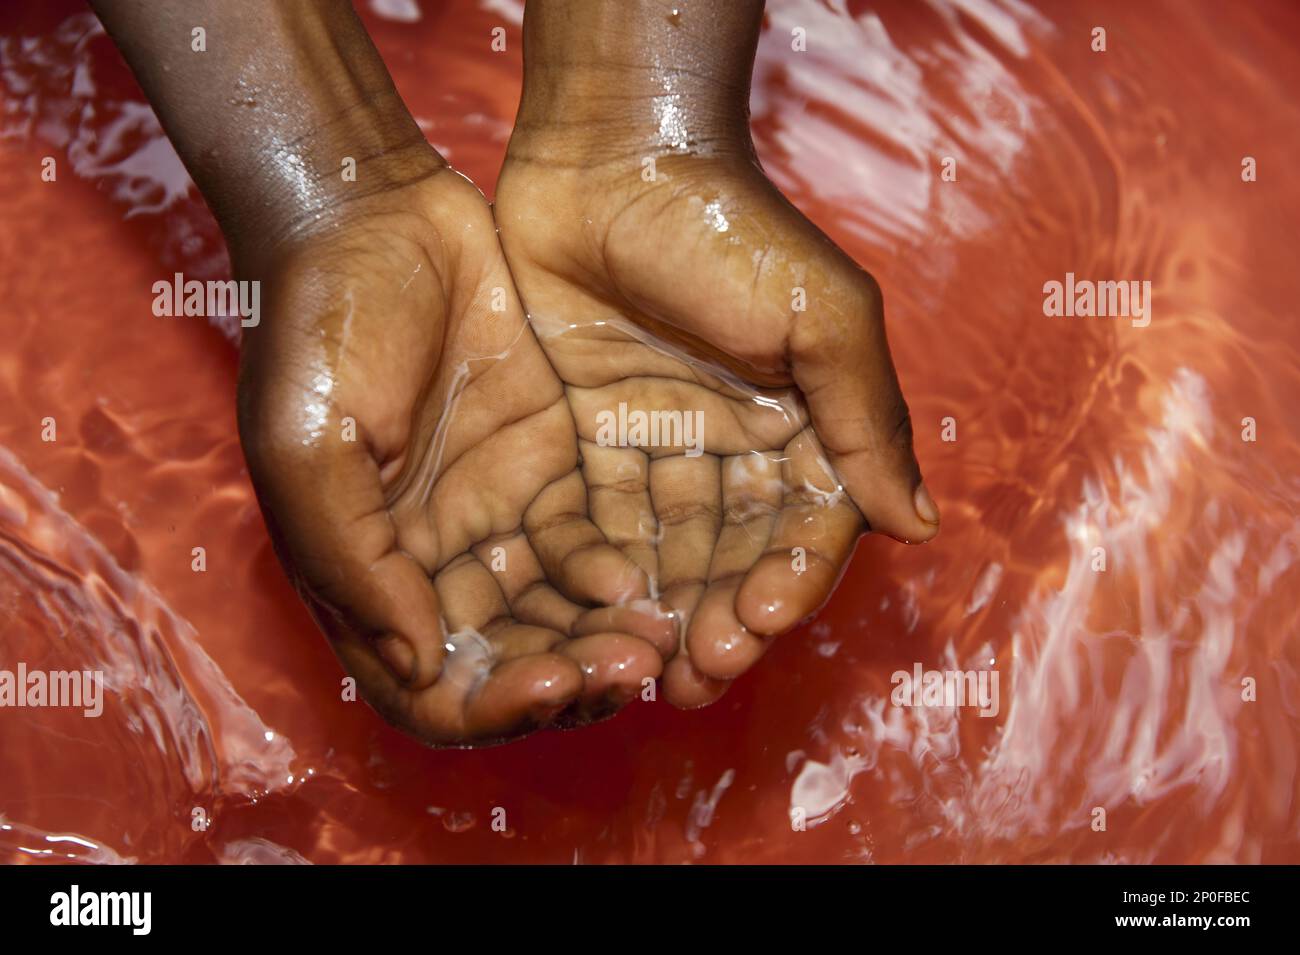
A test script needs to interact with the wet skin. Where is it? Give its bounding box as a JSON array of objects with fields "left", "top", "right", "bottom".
[
  {"left": 90, "top": 0, "right": 939, "bottom": 743},
  {"left": 90, "top": 0, "right": 674, "bottom": 745},
  {"left": 238, "top": 165, "right": 673, "bottom": 745},
  {"left": 496, "top": 0, "right": 940, "bottom": 706}
]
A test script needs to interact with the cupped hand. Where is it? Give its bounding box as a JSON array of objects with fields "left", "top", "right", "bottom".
[
  {"left": 236, "top": 165, "right": 674, "bottom": 746},
  {"left": 495, "top": 149, "right": 939, "bottom": 708}
]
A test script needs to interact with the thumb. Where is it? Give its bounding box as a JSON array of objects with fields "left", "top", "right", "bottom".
[
  {"left": 239, "top": 400, "right": 448, "bottom": 690},
  {"left": 789, "top": 272, "right": 939, "bottom": 543}
]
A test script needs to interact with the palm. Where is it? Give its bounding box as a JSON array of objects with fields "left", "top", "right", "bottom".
[
  {"left": 237, "top": 170, "right": 667, "bottom": 746},
  {"left": 496, "top": 154, "right": 936, "bottom": 707}
]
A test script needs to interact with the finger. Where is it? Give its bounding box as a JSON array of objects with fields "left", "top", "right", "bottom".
[
  {"left": 662, "top": 653, "right": 730, "bottom": 709},
  {"left": 406, "top": 396, "right": 577, "bottom": 564},
  {"left": 245, "top": 435, "right": 582, "bottom": 744},
  {"left": 335, "top": 632, "right": 577, "bottom": 746},
  {"left": 427, "top": 560, "right": 584, "bottom": 739},
  {"left": 683, "top": 451, "right": 781, "bottom": 681},
  {"left": 428, "top": 646, "right": 584, "bottom": 743},
  {"left": 790, "top": 275, "right": 939, "bottom": 543},
  {"left": 685, "top": 578, "right": 761, "bottom": 681},
  {"left": 711, "top": 451, "right": 783, "bottom": 577},
  {"left": 736, "top": 428, "right": 864, "bottom": 636},
  {"left": 560, "top": 633, "right": 664, "bottom": 713},
  {"left": 240, "top": 413, "right": 446, "bottom": 691},
  {"left": 496, "top": 535, "right": 681, "bottom": 659},
  {"left": 475, "top": 528, "right": 678, "bottom": 659},
  {"left": 580, "top": 440, "right": 659, "bottom": 579},
  {"left": 434, "top": 552, "right": 512, "bottom": 634},
  {"left": 483, "top": 624, "right": 567, "bottom": 660},
  {"left": 491, "top": 478, "right": 681, "bottom": 657},
  {"left": 471, "top": 533, "right": 585, "bottom": 634},
  {"left": 435, "top": 553, "right": 572, "bottom": 661},
  {"left": 648, "top": 452, "right": 722, "bottom": 628},
  {"left": 572, "top": 602, "right": 679, "bottom": 659},
  {"left": 524, "top": 469, "right": 651, "bottom": 605}
]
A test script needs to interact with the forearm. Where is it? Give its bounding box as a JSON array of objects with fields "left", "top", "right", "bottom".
[
  {"left": 511, "top": 0, "right": 764, "bottom": 164},
  {"left": 89, "top": 0, "right": 440, "bottom": 269}
]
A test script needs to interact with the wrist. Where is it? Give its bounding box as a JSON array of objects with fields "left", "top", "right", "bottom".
[
  {"left": 92, "top": 0, "right": 442, "bottom": 274},
  {"left": 506, "top": 0, "right": 762, "bottom": 170},
  {"left": 209, "top": 6, "right": 445, "bottom": 272},
  {"left": 224, "top": 98, "right": 443, "bottom": 274},
  {"left": 508, "top": 72, "right": 753, "bottom": 169}
]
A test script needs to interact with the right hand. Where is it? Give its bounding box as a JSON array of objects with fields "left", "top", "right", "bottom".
[{"left": 495, "top": 146, "right": 939, "bottom": 709}]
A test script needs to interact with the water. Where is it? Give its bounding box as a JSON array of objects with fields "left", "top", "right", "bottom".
[{"left": 0, "top": 0, "right": 1297, "bottom": 863}]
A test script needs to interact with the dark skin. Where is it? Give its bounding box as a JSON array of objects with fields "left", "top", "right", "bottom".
[
  {"left": 89, "top": 0, "right": 938, "bottom": 743},
  {"left": 90, "top": 0, "right": 676, "bottom": 746},
  {"left": 498, "top": 0, "right": 939, "bottom": 706}
]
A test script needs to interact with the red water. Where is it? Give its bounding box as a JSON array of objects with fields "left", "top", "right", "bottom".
[{"left": 2, "top": 0, "right": 1298, "bottom": 863}]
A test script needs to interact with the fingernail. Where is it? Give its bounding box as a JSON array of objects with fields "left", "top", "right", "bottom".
[
  {"left": 913, "top": 483, "right": 940, "bottom": 525},
  {"left": 375, "top": 634, "right": 415, "bottom": 682}
]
